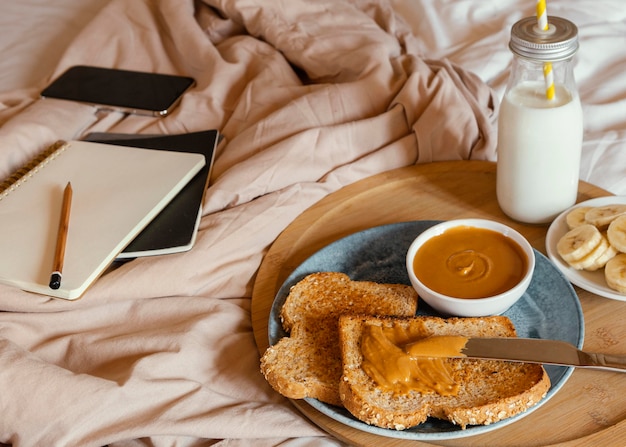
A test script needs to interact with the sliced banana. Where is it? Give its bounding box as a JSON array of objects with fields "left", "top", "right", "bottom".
[
  {"left": 607, "top": 215, "right": 626, "bottom": 253},
  {"left": 591, "top": 237, "right": 619, "bottom": 271},
  {"left": 566, "top": 206, "right": 592, "bottom": 229},
  {"left": 557, "top": 224, "right": 603, "bottom": 263},
  {"left": 604, "top": 253, "right": 626, "bottom": 293},
  {"left": 569, "top": 235, "right": 616, "bottom": 271},
  {"left": 585, "top": 204, "right": 626, "bottom": 230}
]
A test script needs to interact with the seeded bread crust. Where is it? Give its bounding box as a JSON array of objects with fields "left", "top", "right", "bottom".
[
  {"left": 338, "top": 315, "right": 551, "bottom": 430},
  {"left": 260, "top": 272, "right": 418, "bottom": 406}
]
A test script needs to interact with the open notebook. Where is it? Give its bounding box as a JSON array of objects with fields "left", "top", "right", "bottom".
[{"left": 0, "top": 140, "right": 205, "bottom": 300}]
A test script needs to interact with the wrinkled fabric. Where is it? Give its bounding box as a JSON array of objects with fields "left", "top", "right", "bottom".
[{"left": 0, "top": 0, "right": 496, "bottom": 446}]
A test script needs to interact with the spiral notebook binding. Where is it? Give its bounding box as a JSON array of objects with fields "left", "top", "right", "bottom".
[{"left": 0, "top": 140, "right": 68, "bottom": 199}]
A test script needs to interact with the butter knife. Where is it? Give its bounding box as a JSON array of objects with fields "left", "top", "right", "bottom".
[{"left": 408, "top": 336, "right": 626, "bottom": 373}]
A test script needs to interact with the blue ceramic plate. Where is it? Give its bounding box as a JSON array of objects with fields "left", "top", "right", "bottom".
[{"left": 268, "top": 221, "right": 584, "bottom": 441}]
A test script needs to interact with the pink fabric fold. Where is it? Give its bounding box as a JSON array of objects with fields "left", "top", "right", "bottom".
[{"left": 0, "top": 0, "right": 496, "bottom": 445}]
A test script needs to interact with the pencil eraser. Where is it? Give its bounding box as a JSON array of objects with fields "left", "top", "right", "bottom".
[{"left": 49, "top": 272, "right": 62, "bottom": 289}]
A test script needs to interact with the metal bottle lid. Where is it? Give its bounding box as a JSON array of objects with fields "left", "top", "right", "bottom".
[{"left": 509, "top": 16, "right": 578, "bottom": 61}]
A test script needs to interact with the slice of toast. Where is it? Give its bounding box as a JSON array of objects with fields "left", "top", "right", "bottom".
[
  {"left": 338, "top": 314, "right": 551, "bottom": 429},
  {"left": 260, "top": 272, "right": 418, "bottom": 406}
]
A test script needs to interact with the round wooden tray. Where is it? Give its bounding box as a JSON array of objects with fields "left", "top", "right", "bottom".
[{"left": 251, "top": 161, "right": 626, "bottom": 446}]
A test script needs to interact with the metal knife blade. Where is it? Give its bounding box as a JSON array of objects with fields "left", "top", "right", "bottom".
[{"left": 457, "top": 337, "right": 626, "bottom": 373}]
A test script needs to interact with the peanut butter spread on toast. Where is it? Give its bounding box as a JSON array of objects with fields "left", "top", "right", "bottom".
[{"left": 361, "top": 323, "right": 468, "bottom": 396}]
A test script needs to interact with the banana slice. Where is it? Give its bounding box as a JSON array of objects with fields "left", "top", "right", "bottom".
[
  {"left": 557, "top": 224, "right": 603, "bottom": 263},
  {"left": 565, "top": 206, "right": 592, "bottom": 229},
  {"left": 604, "top": 253, "right": 626, "bottom": 293},
  {"left": 568, "top": 234, "right": 616, "bottom": 271},
  {"left": 585, "top": 204, "right": 626, "bottom": 230},
  {"left": 590, "top": 236, "right": 619, "bottom": 270},
  {"left": 607, "top": 215, "right": 626, "bottom": 253}
]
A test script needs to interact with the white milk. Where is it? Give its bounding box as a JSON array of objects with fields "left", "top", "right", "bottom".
[{"left": 496, "top": 81, "right": 583, "bottom": 224}]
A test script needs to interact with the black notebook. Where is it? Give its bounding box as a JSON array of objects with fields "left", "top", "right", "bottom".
[{"left": 85, "top": 130, "right": 219, "bottom": 258}]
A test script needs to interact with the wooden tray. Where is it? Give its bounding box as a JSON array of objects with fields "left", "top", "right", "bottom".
[{"left": 251, "top": 161, "right": 626, "bottom": 446}]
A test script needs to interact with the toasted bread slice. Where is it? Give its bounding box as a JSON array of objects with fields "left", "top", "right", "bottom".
[
  {"left": 338, "top": 315, "right": 551, "bottom": 429},
  {"left": 260, "top": 272, "right": 418, "bottom": 406}
]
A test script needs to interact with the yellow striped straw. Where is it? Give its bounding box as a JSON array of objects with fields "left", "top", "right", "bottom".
[
  {"left": 543, "top": 62, "right": 555, "bottom": 100},
  {"left": 536, "top": 0, "right": 555, "bottom": 100},
  {"left": 536, "top": 0, "right": 548, "bottom": 31}
]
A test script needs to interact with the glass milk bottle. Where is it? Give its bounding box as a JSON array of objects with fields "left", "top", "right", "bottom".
[{"left": 496, "top": 16, "right": 582, "bottom": 224}]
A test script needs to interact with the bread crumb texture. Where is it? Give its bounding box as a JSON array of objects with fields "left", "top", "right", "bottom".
[
  {"left": 338, "top": 314, "right": 551, "bottom": 430},
  {"left": 260, "top": 272, "right": 418, "bottom": 406}
]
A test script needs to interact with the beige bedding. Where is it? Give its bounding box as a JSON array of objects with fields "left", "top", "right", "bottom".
[{"left": 0, "top": 0, "right": 622, "bottom": 446}]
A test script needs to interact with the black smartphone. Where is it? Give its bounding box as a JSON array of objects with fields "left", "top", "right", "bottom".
[{"left": 41, "top": 66, "right": 195, "bottom": 117}]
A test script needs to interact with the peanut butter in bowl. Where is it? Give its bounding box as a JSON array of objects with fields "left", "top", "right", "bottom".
[
  {"left": 405, "top": 219, "right": 535, "bottom": 317},
  {"left": 412, "top": 226, "right": 528, "bottom": 299}
]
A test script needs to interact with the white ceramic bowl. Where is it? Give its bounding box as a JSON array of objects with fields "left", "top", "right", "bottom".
[{"left": 405, "top": 219, "right": 535, "bottom": 317}]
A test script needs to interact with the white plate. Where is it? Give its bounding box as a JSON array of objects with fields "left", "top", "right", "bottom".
[
  {"left": 546, "top": 196, "right": 626, "bottom": 301},
  {"left": 270, "top": 221, "right": 583, "bottom": 441}
]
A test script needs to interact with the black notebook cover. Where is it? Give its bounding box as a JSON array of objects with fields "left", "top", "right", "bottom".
[{"left": 85, "top": 130, "right": 219, "bottom": 258}]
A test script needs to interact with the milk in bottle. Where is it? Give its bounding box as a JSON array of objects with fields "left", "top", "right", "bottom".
[{"left": 496, "top": 16, "right": 582, "bottom": 224}]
